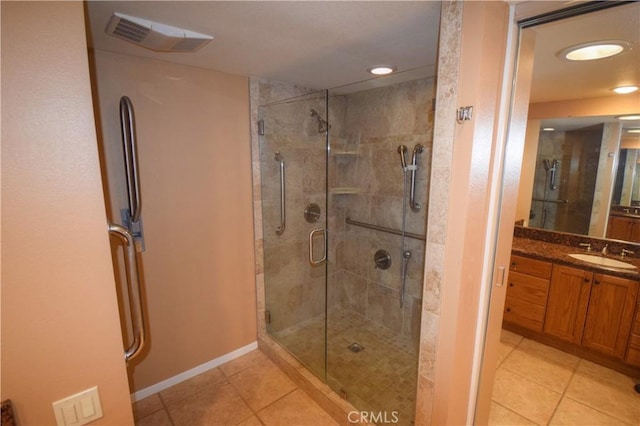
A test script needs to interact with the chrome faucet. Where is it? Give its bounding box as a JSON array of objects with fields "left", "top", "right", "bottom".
[
  {"left": 601, "top": 244, "right": 608, "bottom": 255},
  {"left": 621, "top": 248, "right": 635, "bottom": 258},
  {"left": 579, "top": 243, "right": 592, "bottom": 252}
]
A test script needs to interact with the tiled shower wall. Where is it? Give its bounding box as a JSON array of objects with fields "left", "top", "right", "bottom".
[
  {"left": 253, "top": 77, "right": 435, "bottom": 341},
  {"left": 328, "top": 79, "right": 435, "bottom": 343}
]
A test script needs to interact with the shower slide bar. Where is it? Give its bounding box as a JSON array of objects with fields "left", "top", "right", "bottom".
[
  {"left": 346, "top": 217, "right": 426, "bottom": 241},
  {"left": 275, "top": 152, "right": 286, "bottom": 235},
  {"left": 120, "top": 96, "right": 141, "bottom": 223},
  {"left": 108, "top": 224, "right": 146, "bottom": 362}
]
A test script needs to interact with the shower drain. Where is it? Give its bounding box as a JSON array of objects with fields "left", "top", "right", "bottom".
[{"left": 347, "top": 342, "right": 364, "bottom": 353}]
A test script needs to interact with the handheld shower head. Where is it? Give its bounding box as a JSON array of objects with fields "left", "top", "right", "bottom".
[{"left": 397, "top": 145, "right": 408, "bottom": 169}]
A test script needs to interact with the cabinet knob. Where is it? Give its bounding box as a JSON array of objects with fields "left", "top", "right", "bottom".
[
  {"left": 509, "top": 282, "right": 514, "bottom": 287},
  {"left": 594, "top": 280, "right": 601, "bottom": 285},
  {"left": 506, "top": 308, "right": 511, "bottom": 313},
  {"left": 584, "top": 278, "right": 590, "bottom": 283}
]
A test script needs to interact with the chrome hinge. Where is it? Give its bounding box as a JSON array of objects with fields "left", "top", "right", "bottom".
[{"left": 258, "top": 119, "right": 265, "bottom": 136}]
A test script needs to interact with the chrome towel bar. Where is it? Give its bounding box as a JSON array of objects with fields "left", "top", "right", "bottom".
[
  {"left": 120, "top": 96, "right": 142, "bottom": 223},
  {"left": 346, "top": 217, "right": 426, "bottom": 241},
  {"left": 275, "top": 152, "right": 286, "bottom": 235}
]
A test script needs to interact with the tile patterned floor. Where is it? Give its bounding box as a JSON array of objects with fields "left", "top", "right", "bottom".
[
  {"left": 273, "top": 308, "right": 419, "bottom": 425},
  {"left": 133, "top": 350, "right": 338, "bottom": 426},
  {"left": 490, "top": 329, "right": 640, "bottom": 426}
]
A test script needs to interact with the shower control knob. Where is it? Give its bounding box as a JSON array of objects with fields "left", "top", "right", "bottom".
[{"left": 374, "top": 250, "right": 392, "bottom": 270}]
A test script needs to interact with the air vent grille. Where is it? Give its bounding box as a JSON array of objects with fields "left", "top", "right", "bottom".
[
  {"left": 112, "top": 18, "right": 150, "bottom": 43},
  {"left": 105, "top": 12, "right": 213, "bottom": 52}
]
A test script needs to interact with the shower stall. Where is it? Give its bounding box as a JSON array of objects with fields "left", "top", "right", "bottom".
[{"left": 254, "top": 74, "right": 435, "bottom": 423}]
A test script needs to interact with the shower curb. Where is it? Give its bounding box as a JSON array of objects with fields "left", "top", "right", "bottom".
[{"left": 258, "top": 336, "right": 375, "bottom": 426}]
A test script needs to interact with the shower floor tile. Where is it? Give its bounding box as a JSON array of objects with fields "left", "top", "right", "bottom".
[{"left": 273, "top": 307, "right": 419, "bottom": 425}]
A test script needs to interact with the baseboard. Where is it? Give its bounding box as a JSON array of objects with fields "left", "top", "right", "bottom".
[{"left": 130, "top": 341, "right": 258, "bottom": 402}]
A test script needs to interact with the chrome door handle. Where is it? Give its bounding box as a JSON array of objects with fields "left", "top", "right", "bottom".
[
  {"left": 275, "top": 152, "right": 286, "bottom": 235},
  {"left": 309, "top": 228, "right": 327, "bottom": 266},
  {"left": 108, "top": 223, "right": 146, "bottom": 362}
]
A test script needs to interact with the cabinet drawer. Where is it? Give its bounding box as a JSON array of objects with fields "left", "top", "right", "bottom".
[
  {"left": 507, "top": 271, "right": 549, "bottom": 306},
  {"left": 504, "top": 296, "right": 545, "bottom": 332},
  {"left": 510, "top": 255, "right": 552, "bottom": 280}
]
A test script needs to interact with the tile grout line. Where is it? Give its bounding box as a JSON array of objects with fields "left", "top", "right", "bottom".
[
  {"left": 491, "top": 400, "right": 541, "bottom": 426},
  {"left": 157, "top": 392, "right": 177, "bottom": 426}
]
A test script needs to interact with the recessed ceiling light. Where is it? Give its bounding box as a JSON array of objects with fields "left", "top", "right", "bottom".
[
  {"left": 542, "top": 127, "right": 555, "bottom": 131},
  {"left": 612, "top": 85, "right": 639, "bottom": 94},
  {"left": 559, "top": 40, "right": 630, "bottom": 61},
  {"left": 617, "top": 114, "right": 640, "bottom": 121},
  {"left": 367, "top": 65, "right": 397, "bottom": 75}
]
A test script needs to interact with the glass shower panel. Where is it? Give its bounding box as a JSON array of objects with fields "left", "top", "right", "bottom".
[
  {"left": 258, "top": 91, "right": 328, "bottom": 380},
  {"left": 325, "top": 75, "right": 434, "bottom": 425}
]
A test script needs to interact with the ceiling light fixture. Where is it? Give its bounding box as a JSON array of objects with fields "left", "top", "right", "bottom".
[
  {"left": 612, "top": 85, "right": 639, "bottom": 94},
  {"left": 628, "top": 129, "right": 640, "bottom": 133},
  {"left": 559, "top": 40, "right": 630, "bottom": 61},
  {"left": 542, "top": 127, "right": 555, "bottom": 131},
  {"left": 367, "top": 65, "right": 397, "bottom": 76},
  {"left": 617, "top": 114, "right": 640, "bottom": 121}
]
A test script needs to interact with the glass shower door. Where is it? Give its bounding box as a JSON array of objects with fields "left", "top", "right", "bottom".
[{"left": 258, "top": 91, "right": 329, "bottom": 380}]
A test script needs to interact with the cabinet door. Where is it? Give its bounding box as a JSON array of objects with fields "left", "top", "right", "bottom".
[
  {"left": 544, "top": 265, "right": 592, "bottom": 343},
  {"left": 582, "top": 274, "right": 638, "bottom": 358},
  {"left": 630, "top": 220, "right": 640, "bottom": 243},
  {"left": 607, "top": 216, "right": 632, "bottom": 240}
]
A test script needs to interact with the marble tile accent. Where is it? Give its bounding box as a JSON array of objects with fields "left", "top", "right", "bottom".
[
  {"left": 228, "top": 359, "right": 297, "bottom": 412},
  {"left": 257, "top": 389, "right": 338, "bottom": 426},
  {"left": 491, "top": 368, "right": 562, "bottom": 425}
]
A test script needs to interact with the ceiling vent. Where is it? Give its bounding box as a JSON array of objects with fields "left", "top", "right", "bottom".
[{"left": 105, "top": 12, "right": 213, "bottom": 52}]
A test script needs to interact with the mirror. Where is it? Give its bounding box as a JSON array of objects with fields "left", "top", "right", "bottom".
[{"left": 515, "top": 2, "right": 640, "bottom": 241}]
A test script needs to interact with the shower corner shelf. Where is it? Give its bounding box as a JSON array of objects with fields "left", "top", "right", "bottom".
[{"left": 330, "top": 187, "right": 362, "bottom": 195}]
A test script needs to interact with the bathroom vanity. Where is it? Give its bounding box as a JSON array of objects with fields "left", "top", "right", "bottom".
[{"left": 504, "top": 227, "right": 640, "bottom": 375}]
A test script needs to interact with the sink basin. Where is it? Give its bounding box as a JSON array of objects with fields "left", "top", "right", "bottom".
[{"left": 568, "top": 253, "right": 637, "bottom": 269}]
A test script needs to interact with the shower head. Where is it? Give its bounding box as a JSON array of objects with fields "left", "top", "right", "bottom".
[
  {"left": 412, "top": 144, "right": 424, "bottom": 155},
  {"left": 310, "top": 109, "right": 330, "bottom": 133},
  {"left": 543, "top": 159, "right": 551, "bottom": 171},
  {"left": 397, "top": 145, "right": 408, "bottom": 169}
]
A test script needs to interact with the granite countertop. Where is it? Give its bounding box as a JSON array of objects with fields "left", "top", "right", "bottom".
[{"left": 512, "top": 237, "right": 640, "bottom": 280}]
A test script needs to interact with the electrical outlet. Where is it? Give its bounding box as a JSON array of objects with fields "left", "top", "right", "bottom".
[{"left": 52, "top": 386, "right": 103, "bottom": 426}]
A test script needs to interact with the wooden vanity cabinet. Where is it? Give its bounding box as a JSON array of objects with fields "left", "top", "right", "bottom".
[
  {"left": 543, "top": 265, "right": 591, "bottom": 344},
  {"left": 544, "top": 264, "right": 639, "bottom": 359},
  {"left": 626, "top": 300, "right": 640, "bottom": 366},
  {"left": 504, "top": 256, "right": 551, "bottom": 332},
  {"left": 607, "top": 215, "right": 640, "bottom": 243}
]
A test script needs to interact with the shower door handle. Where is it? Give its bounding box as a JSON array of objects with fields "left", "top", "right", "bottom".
[
  {"left": 309, "top": 228, "right": 327, "bottom": 266},
  {"left": 108, "top": 223, "right": 146, "bottom": 362},
  {"left": 275, "top": 152, "right": 286, "bottom": 235},
  {"left": 120, "top": 96, "right": 142, "bottom": 223}
]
